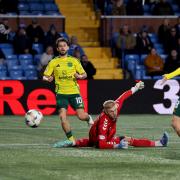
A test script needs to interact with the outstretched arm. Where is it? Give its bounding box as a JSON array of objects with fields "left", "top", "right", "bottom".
[
  {"left": 161, "top": 68, "right": 180, "bottom": 85},
  {"left": 115, "top": 81, "right": 145, "bottom": 107}
]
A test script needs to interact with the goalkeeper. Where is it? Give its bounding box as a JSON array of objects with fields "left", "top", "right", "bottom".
[
  {"left": 161, "top": 68, "right": 180, "bottom": 137},
  {"left": 54, "top": 81, "right": 169, "bottom": 149}
]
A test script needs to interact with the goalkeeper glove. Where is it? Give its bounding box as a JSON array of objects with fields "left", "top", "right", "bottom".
[
  {"left": 131, "top": 81, "right": 145, "bottom": 94},
  {"left": 114, "top": 139, "right": 128, "bottom": 149}
]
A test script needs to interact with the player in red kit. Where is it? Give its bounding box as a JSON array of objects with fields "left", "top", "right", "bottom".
[{"left": 53, "top": 81, "right": 169, "bottom": 149}]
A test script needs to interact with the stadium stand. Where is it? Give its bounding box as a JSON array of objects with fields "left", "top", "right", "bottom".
[{"left": 0, "top": 0, "right": 179, "bottom": 80}]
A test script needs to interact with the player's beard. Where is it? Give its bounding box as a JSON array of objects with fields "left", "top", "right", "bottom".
[{"left": 59, "top": 50, "right": 68, "bottom": 56}]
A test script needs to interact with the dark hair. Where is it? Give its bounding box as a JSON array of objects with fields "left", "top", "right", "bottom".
[{"left": 56, "top": 37, "right": 70, "bottom": 47}]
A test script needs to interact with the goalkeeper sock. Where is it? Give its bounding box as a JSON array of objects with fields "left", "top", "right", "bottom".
[
  {"left": 75, "top": 138, "right": 90, "bottom": 147},
  {"left": 66, "top": 131, "right": 75, "bottom": 142},
  {"left": 155, "top": 141, "right": 163, "bottom": 147},
  {"left": 129, "top": 138, "right": 155, "bottom": 147}
]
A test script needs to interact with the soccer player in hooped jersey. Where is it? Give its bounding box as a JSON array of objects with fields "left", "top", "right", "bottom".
[
  {"left": 54, "top": 81, "right": 169, "bottom": 149},
  {"left": 43, "top": 37, "right": 93, "bottom": 145},
  {"left": 161, "top": 68, "right": 180, "bottom": 137}
]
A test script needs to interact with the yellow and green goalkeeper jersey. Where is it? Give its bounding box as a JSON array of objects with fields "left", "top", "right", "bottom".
[
  {"left": 44, "top": 55, "right": 85, "bottom": 94},
  {"left": 164, "top": 68, "right": 180, "bottom": 80}
]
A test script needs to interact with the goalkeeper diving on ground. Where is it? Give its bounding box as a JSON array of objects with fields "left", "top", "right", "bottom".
[{"left": 53, "top": 81, "right": 169, "bottom": 149}]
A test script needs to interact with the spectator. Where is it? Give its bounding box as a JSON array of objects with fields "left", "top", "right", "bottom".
[
  {"left": 176, "top": 37, "right": 180, "bottom": 54},
  {"left": 126, "top": 0, "right": 143, "bottom": 15},
  {"left": 72, "top": 47, "right": 81, "bottom": 60},
  {"left": 175, "top": 16, "right": 180, "bottom": 37},
  {"left": 69, "top": 36, "right": 84, "bottom": 56},
  {"left": 0, "top": 47, "right": 5, "bottom": 64},
  {"left": 115, "top": 25, "right": 136, "bottom": 62},
  {"left": 165, "top": 27, "right": 179, "bottom": 53},
  {"left": 152, "top": 0, "right": 174, "bottom": 15},
  {"left": 0, "top": 18, "right": 11, "bottom": 43},
  {"left": 13, "top": 27, "right": 32, "bottom": 55},
  {"left": 93, "top": 0, "right": 107, "bottom": 14},
  {"left": 38, "top": 46, "right": 54, "bottom": 78},
  {"left": 164, "top": 49, "right": 180, "bottom": 73},
  {"left": 26, "top": 18, "right": 44, "bottom": 44},
  {"left": 80, "top": 54, "right": 96, "bottom": 79},
  {"left": 112, "top": 0, "right": 126, "bottom": 15},
  {"left": 158, "top": 18, "right": 171, "bottom": 44},
  {"left": 136, "top": 29, "right": 153, "bottom": 54},
  {"left": 144, "top": 48, "right": 164, "bottom": 76},
  {"left": 44, "top": 24, "right": 61, "bottom": 51}
]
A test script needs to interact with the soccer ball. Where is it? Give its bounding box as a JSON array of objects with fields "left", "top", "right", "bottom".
[{"left": 25, "top": 109, "right": 43, "bottom": 128}]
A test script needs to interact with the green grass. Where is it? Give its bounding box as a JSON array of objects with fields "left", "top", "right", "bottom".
[{"left": 0, "top": 115, "right": 180, "bottom": 180}]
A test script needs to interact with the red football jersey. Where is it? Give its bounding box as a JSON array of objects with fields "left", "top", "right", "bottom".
[{"left": 89, "top": 90, "right": 133, "bottom": 149}]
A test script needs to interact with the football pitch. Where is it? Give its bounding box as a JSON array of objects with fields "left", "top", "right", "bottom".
[{"left": 0, "top": 115, "right": 180, "bottom": 180}]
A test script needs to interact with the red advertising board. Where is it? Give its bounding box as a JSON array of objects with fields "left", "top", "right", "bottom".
[{"left": 0, "top": 80, "right": 88, "bottom": 115}]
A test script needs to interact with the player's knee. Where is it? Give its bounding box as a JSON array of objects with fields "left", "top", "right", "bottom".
[
  {"left": 59, "top": 112, "right": 67, "bottom": 122},
  {"left": 77, "top": 112, "right": 88, "bottom": 121},
  {"left": 171, "top": 118, "right": 180, "bottom": 137}
]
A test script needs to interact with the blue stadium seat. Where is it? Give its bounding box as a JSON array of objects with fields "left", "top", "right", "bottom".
[
  {"left": 154, "top": 43, "right": 163, "bottom": 49},
  {"left": 1, "top": 44, "right": 14, "bottom": 56},
  {"left": 9, "top": 69, "right": 24, "bottom": 79},
  {"left": 6, "top": 54, "right": 18, "bottom": 61},
  {"left": 104, "top": 4, "right": 113, "bottom": 15},
  {"left": 34, "top": 54, "right": 41, "bottom": 64},
  {"left": 25, "top": 70, "right": 38, "bottom": 80},
  {"left": 29, "top": 3, "right": 44, "bottom": 11},
  {"left": 141, "top": 69, "right": 152, "bottom": 79},
  {"left": 19, "top": 54, "right": 33, "bottom": 61},
  {"left": 156, "top": 48, "right": 164, "bottom": 54},
  {"left": 31, "top": 11, "right": 44, "bottom": 15},
  {"left": 6, "top": 59, "right": 19, "bottom": 69},
  {"left": 143, "top": 4, "right": 150, "bottom": 13},
  {"left": 8, "top": 65, "right": 26, "bottom": 80},
  {"left": 20, "top": 59, "right": 33, "bottom": 68},
  {"left": 0, "top": 76, "right": 11, "bottom": 80},
  {"left": 172, "top": 4, "right": 179, "bottom": 12},
  {"left": 0, "top": 64, "right": 7, "bottom": 70},
  {"left": 19, "top": 11, "right": 31, "bottom": 15},
  {"left": 140, "top": 54, "right": 148, "bottom": 64},
  {"left": 142, "top": 75, "right": 152, "bottom": 80},
  {"left": 153, "top": 76, "right": 162, "bottom": 80},
  {"left": 45, "top": 11, "right": 61, "bottom": 15},
  {"left": 9, "top": 65, "right": 22, "bottom": 71},
  {"left": 125, "top": 54, "right": 140, "bottom": 65},
  {"left": 149, "top": 33, "right": 158, "bottom": 43},
  {"left": 24, "top": 65, "right": 37, "bottom": 70},
  {"left": 160, "top": 54, "right": 168, "bottom": 62},
  {"left": 135, "top": 65, "right": 145, "bottom": 79},
  {"left": 2, "top": 48, "right": 14, "bottom": 56},
  {"left": 0, "top": 43, "right": 13, "bottom": 49},
  {"left": 18, "top": 3, "right": 29, "bottom": 11},
  {"left": 0, "top": 70, "right": 7, "bottom": 77},
  {"left": 32, "top": 43, "right": 44, "bottom": 54},
  {"left": 127, "top": 60, "right": 136, "bottom": 76},
  {"left": 44, "top": 3, "right": 58, "bottom": 11}
]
